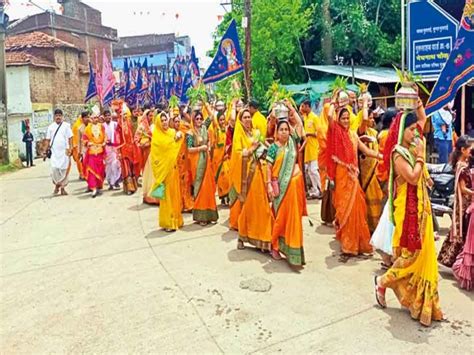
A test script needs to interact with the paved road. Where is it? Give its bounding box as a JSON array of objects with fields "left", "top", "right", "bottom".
[{"left": 1, "top": 160, "right": 472, "bottom": 353}]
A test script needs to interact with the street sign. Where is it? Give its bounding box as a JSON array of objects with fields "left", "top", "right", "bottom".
[{"left": 407, "top": 0, "right": 459, "bottom": 78}]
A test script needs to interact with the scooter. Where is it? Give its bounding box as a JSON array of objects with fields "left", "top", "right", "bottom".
[{"left": 427, "top": 163, "right": 455, "bottom": 217}]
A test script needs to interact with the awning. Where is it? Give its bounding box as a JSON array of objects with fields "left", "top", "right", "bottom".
[{"left": 303, "top": 65, "right": 437, "bottom": 84}]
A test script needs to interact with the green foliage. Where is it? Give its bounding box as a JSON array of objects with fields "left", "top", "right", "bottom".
[
  {"left": 393, "top": 66, "right": 431, "bottom": 95},
  {"left": 208, "top": 0, "right": 314, "bottom": 108},
  {"left": 185, "top": 83, "right": 208, "bottom": 106},
  {"left": 265, "top": 81, "right": 296, "bottom": 107},
  {"left": 329, "top": 76, "right": 349, "bottom": 92},
  {"left": 168, "top": 95, "right": 179, "bottom": 109}
]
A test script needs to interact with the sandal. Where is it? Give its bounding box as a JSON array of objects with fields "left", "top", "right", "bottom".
[
  {"left": 374, "top": 275, "right": 387, "bottom": 308},
  {"left": 271, "top": 250, "right": 282, "bottom": 260},
  {"left": 237, "top": 240, "right": 245, "bottom": 250}
]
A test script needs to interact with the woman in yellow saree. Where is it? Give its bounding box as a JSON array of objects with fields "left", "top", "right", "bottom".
[
  {"left": 267, "top": 115, "right": 306, "bottom": 266},
  {"left": 374, "top": 109, "right": 443, "bottom": 327},
  {"left": 187, "top": 111, "right": 218, "bottom": 225},
  {"left": 229, "top": 108, "right": 273, "bottom": 250},
  {"left": 151, "top": 112, "right": 184, "bottom": 232},
  {"left": 358, "top": 99, "right": 384, "bottom": 233}
]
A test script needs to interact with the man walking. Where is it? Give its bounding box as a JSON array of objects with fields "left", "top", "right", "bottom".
[
  {"left": 432, "top": 104, "right": 454, "bottom": 164},
  {"left": 45, "top": 109, "right": 73, "bottom": 195},
  {"left": 103, "top": 109, "right": 121, "bottom": 189},
  {"left": 22, "top": 126, "right": 34, "bottom": 167},
  {"left": 300, "top": 100, "right": 322, "bottom": 199}
]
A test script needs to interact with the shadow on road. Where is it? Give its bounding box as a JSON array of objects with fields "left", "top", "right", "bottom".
[
  {"left": 221, "top": 230, "right": 236, "bottom": 243},
  {"left": 315, "top": 224, "right": 334, "bottom": 235},
  {"left": 129, "top": 203, "right": 156, "bottom": 211},
  {"left": 144, "top": 229, "right": 174, "bottom": 239}
]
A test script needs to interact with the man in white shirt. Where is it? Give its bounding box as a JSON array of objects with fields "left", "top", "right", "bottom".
[
  {"left": 103, "top": 109, "right": 121, "bottom": 189},
  {"left": 46, "top": 109, "right": 73, "bottom": 195}
]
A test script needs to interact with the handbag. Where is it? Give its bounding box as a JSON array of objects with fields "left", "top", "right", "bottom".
[
  {"left": 151, "top": 183, "right": 165, "bottom": 199},
  {"left": 44, "top": 122, "right": 63, "bottom": 160}
]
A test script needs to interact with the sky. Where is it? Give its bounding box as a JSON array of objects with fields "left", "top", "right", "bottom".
[{"left": 6, "top": 0, "right": 228, "bottom": 67}]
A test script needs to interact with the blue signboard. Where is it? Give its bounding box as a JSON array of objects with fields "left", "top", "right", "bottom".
[{"left": 408, "top": 0, "right": 459, "bottom": 77}]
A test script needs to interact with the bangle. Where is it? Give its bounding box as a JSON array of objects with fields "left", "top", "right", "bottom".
[{"left": 416, "top": 157, "right": 425, "bottom": 165}]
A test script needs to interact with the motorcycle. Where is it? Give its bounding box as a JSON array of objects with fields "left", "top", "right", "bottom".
[{"left": 426, "top": 163, "right": 455, "bottom": 217}]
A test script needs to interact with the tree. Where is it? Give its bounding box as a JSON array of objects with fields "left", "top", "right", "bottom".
[
  {"left": 302, "top": 0, "right": 401, "bottom": 66},
  {"left": 207, "top": 0, "right": 313, "bottom": 106}
]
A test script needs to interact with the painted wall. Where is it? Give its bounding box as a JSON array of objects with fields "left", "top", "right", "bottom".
[{"left": 6, "top": 66, "right": 32, "bottom": 115}]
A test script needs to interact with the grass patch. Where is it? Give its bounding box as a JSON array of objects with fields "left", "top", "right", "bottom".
[{"left": 0, "top": 163, "right": 19, "bottom": 175}]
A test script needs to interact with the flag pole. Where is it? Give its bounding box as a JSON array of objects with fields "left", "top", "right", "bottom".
[
  {"left": 461, "top": 85, "right": 465, "bottom": 135},
  {"left": 243, "top": 0, "right": 252, "bottom": 101}
]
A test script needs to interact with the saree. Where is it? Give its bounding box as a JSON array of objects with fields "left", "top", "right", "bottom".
[
  {"left": 438, "top": 162, "right": 471, "bottom": 267},
  {"left": 117, "top": 113, "right": 141, "bottom": 193},
  {"left": 267, "top": 136, "right": 306, "bottom": 265},
  {"left": 176, "top": 121, "right": 194, "bottom": 211},
  {"left": 151, "top": 115, "right": 184, "bottom": 230},
  {"left": 211, "top": 126, "right": 230, "bottom": 199},
  {"left": 380, "top": 145, "right": 443, "bottom": 326},
  {"left": 359, "top": 128, "right": 384, "bottom": 233},
  {"left": 229, "top": 119, "right": 273, "bottom": 247},
  {"left": 317, "top": 103, "right": 330, "bottom": 192},
  {"left": 329, "top": 126, "right": 372, "bottom": 255},
  {"left": 134, "top": 111, "right": 153, "bottom": 175},
  {"left": 187, "top": 126, "right": 218, "bottom": 223},
  {"left": 72, "top": 117, "right": 86, "bottom": 179},
  {"left": 82, "top": 123, "right": 106, "bottom": 190}
]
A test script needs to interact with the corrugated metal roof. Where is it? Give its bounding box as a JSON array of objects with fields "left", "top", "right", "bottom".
[{"left": 303, "top": 65, "right": 437, "bottom": 83}]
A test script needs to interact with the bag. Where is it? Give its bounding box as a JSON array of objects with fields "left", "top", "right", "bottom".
[
  {"left": 44, "top": 122, "right": 63, "bottom": 160},
  {"left": 271, "top": 178, "right": 280, "bottom": 197},
  {"left": 321, "top": 184, "right": 335, "bottom": 224},
  {"left": 151, "top": 183, "right": 165, "bottom": 199}
]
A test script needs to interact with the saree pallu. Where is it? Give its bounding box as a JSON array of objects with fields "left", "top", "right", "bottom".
[
  {"left": 84, "top": 152, "right": 105, "bottom": 190},
  {"left": 193, "top": 152, "right": 219, "bottom": 223},
  {"left": 139, "top": 145, "right": 151, "bottom": 175},
  {"left": 159, "top": 164, "right": 183, "bottom": 230},
  {"left": 212, "top": 139, "right": 230, "bottom": 199},
  {"left": 334, "top": 164, "right": 372, "bottom": 255},
  {"left": 177, "top": 144, "right": 194, "bottom": 211},
  {"left": 381, "top": 181, "right": 443, "bottom": 326},
  {"left": 142, "top": 155, "right": 159, "bottom": 205},
  {"left": 237, "top": 158, "right": 273, "bottom": 250},
  {"left": 268, "top": 139, "right": 305, "bottom": 266},
  {"left": 453, "top": 203, "right": 474, "bottom": 290},
  {"left": 359, "top": 155, "right": 384, "bottom": 233}
]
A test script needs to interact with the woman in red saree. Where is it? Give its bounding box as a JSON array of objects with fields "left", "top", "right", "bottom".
[
  {"left": 82, "top": 114, "right": 107, "bottom": 198},
  {"left": 327, "top": 92, "right": 381, "bottom": 259}
]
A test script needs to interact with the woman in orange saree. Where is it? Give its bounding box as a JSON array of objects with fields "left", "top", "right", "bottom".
[
  {"left": 187, "top": 111, "right": 218, "bottom": 225},
  {"left": 151, "top": 112, "right": 184, "bottom": 232},
  {"left": 374, "top": 109, "right": 443, "bottom": 327},
  {"left": 327, "top": 93, "right": 381, "bottom": 259},
  {"left": 82, "top": 114, "right": 107, "bottom": 198},
  {"left": 267, "top": 115, "right": 306, "bottom": 267},
  {"left": 134, "top": 109, "right": 154, "bottom": 175},
  {"left": 229, "top": 108, "right": 273, "bottom": 250},
  {"left": 172, "top": 115, "right": 194, "bottom": 212},
  {"left": 211, "top": 112, "right": 231, "bottom": 205}
]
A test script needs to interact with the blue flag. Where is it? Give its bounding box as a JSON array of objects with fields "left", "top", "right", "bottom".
[
  {"left": 425, "top": 1, "right": 474, "bottom": 116},
  {"left": 180, "top": 67, "right": 193, "bottom": 104},
  {"left": 85, "top": 62, "right": 98, "bottom": 102},
  {"left": 202, "top": 19, "right": 244, "bottom": 84},
  {"left": 103, "top": 85, "right": 115, "bottom": 107}
]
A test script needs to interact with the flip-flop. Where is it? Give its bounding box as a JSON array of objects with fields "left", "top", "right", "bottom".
[{"left": 374, "top": 275, "right": 387, "bottom": 308}]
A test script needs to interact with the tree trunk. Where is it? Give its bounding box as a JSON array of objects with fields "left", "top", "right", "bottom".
[{"left": 321, "top": 0, "right": 333, "bottom": 64}]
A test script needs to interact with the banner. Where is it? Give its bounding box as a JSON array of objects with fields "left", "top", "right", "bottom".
[
  {"left": 202, "top": 19, "right": 244, "bottom": 84},
  {"left": 101, "top": 48, "right": 115, "bottom": 106},
  {"left": 425, "top": 1, "right": 474, "bottom": 116}
]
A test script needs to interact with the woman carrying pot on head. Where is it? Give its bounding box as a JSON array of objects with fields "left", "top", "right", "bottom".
[
  {"left": 374, "top": 102, "right": 443, "bottom": 326},
  {"left": 229, "top": 108, "right": 274, "bottom": 251},
  {"left": 327, "top": 90, "right": 381, "bottom": 260},
  {"left": 266, "top": 100, "right": 306, "bottom": 267},
  {"left": 186, "top": 110, "right": 219, "bottom": 225},
  {"left": 151, "top": 112, "right": 184, "bottom": 232}
]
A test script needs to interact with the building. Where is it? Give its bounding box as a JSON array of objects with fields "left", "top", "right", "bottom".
[
  {"left": 8, "top": 0, "right": 118, "bottom": 66},
  {"left": 112, "top": 33, "right": 189, "bottom": 71},
  {"left": 5, "top": 32, "right": 88, "bottom": 158}
]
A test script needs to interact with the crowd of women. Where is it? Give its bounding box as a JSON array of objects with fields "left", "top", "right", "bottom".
[{"left": 69, "top": 86, "right": 473, "bottom": 328}]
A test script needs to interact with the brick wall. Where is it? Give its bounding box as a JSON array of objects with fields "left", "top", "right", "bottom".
[{"left": 30, "top": 48, "right": 88, "bottom": 106}]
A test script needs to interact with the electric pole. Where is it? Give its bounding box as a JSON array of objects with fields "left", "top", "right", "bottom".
[
  {"left": 0, "top": 1, "right": 9, "bottom": 163},
  {"left": 243, "top": 0, "right": 251, "bottom": 101}
]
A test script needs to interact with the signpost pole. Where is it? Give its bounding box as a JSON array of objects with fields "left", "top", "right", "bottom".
[{"left": 401, "top": 0, "right": 405, "bottom": 71}]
